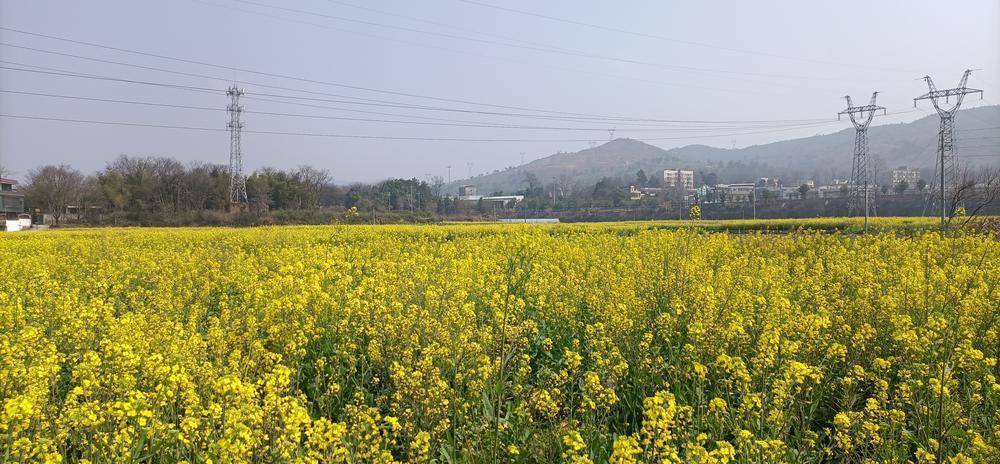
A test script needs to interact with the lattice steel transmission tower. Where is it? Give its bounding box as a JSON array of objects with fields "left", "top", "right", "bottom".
[
  {"left": 227, "top": 85, "right": 248, "bottom": 205},
  {"left": 838, "top": 92, "right": 885, "bottom": 233},
  {"left": 914, "top": 70, "right": 983, "bottom": 227}
]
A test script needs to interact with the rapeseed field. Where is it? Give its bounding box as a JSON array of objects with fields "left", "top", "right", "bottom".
[{"left": 1, "top": 223, "right": 998, "bottom": 463}]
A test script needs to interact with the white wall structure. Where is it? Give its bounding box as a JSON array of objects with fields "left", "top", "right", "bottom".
[{"left": 663, "top": 169, "right": 695, "bottom": 190}]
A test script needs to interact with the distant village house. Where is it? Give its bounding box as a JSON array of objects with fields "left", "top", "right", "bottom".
[
  {"left": 1, "top": 178, "right": 29, "bottom": 231},
  {"left": 663, "top": 169, "right": 695, "bottom": 190}
]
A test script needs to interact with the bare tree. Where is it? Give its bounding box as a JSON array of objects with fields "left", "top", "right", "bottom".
[
  {"left": 295, "top": 165, "right": 331, "bottom": 209},
  {"left": 183, "top": 162, "right": 228, "bottom": 211},
  {"left": 25, "top": 164, "right": 84, "bottom": 226},
  {"left": 78, "top": 175, "right": 105, "bottom": 222},
  {"left": 430, "top": 175, "right": 445, "bottom": 198},
  {"left": 949, "top": 166, "right": 1000, "bottom": 227},
  {"left": 556, "top": 175, "right": 574, "bottom": 197},
  {"left": 151, "top": 157, "right": 186, "bottom": 213}
]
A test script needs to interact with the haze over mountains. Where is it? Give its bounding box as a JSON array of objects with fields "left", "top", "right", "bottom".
[{"left": 450, "top": 106, "right": 1000, "bottom": 194}]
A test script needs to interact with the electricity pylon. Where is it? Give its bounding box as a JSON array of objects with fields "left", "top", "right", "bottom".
[
  {"left": 227, "top": 85, "right": 248, "bottom": 205},
  {"left": 914, "top": 70, "right": 983, "bottom": 227},
  {"left": 838, "top": 92, "right": 885, "bottom": 233}
]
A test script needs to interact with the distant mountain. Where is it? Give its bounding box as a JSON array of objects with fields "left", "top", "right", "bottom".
[
  {"left": 448, "top": 106, "right": 1000, "bottom": 194},
  {"left": 452, "top": 138, "right": 679, "bottom": 194}
]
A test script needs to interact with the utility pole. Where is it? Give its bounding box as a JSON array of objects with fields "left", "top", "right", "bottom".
[
  {"left": 227, "top": 85, "right": 248, "bottom": 206},
  {"left": 914, "top": 70, "right": 983, "bottom": 228},
  {"left": 677, "top": 185, "right": 684, "bottom": 220},
  {"left": 872, "top": 155, "right": 880, "bottom": 217},
  {"left": 838, "top": 92, "right": 885, "bottom": 233},
  {"left": 550, "top": 176, "right": 556, "bottom": 207}
]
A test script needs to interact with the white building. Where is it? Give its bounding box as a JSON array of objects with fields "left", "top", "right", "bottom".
[
  {"left": 1, "top": 178, "right": 26, "bottom": 231},
  {"left": 663, "top": 169, "right": 695, "bottom": 190},
  {"left": 629, "top": 185, "right": 645, "bottom": 200},
  {"left": 458, "top": 185, "right": 478, "bottom": 200},
  {"left": 816, "top": 185, "right": 848, "bottom": 198},
  {"left": 779, "top": 187, "right": 802, "bottom": 199},
  {"left": 723, "top": 183, "right": 755, "bottom": 203},
  {"left": 480, "top": 195, "right": 524, "bottom": 206},
  {"left": 629, "top": 185, "right": 667, "bottom": 200},
  {"left": 891, "top": 166, "right": 920, "bottom": 187},
  {"left": 758, "top": 177, "right": 781, "bottom": 188}
]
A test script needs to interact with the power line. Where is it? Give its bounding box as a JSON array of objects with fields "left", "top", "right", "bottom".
[
  {"left": 5, "top": 25, "right": 808, "bottom": 119},
  {"left": 224, "top": 0, "right": 894, "bottom": 86},
  {"left": 4, "top": 57, "right": 631, "bottom": 127},
  {"left": 454, "top": 0, "right": 915, "bottom": 73},
  {"left": 0, "top": 58, "right": 772, "bottom": 130},
  {"left": 0, "top": 112, "right": 845, "bottom": 142},
  {"left": 246, "top": 88, "right": 836, "bottom": 124},
  {"left": 894, "top": 130, "right": 947, "bottom": 171},
  {"left": 0, "top": 42, "right": 258, "bottom": 92},
  {"left": 247, "top": 89, "right": 915, "bottom": 128},
  {"left": 0, "top": 59, "right": 936, "bottom": 135},
  {"left": 329, "top": 0, "right": 899, "bottom": 83},
  {"left": 0, "top": 89, "right": 222, "bottom": 112},
  {"left": 0, "top": 53, "right": 838, "bottom": 126},
  {"left": 246, "top": 88, "right": 840, "bottom": 125},
  {"left": 191, "top": 0, "right": 805, "bottom": 99},
  {"left": 0, "top": 26, "right": 836, "bottom": 124},
  {"left": 321, "top": 0, "right": 590, "bottom": 52},
  {"left": 217, "top": 0, "right": 836, "bottom": 97},
  {"left": 0, "top": 114, "right": 225, "bottom": 133},
  {"left": 3, "top": 25, "right": 670, "bottom": 118},
  {"left": 0, "top": 63, "right": 220, "bottom": 94},
  {"left": 1, "top": 87, "right": 841, "bottom": 132},
  {"left": 1, "top": 42, "right": 527, "bottom": 116},
  {"left": 0, "top": 62, "right": 754, "bottom": 127},
  {"left": 252, "top": 111, "right": 836, "bottom": 133},
  {"left": 957, "top": 144, "right": 1000, "bottom": 150},
  {"left": 246, "top": 93, "right": 831, "bottom": 131}
]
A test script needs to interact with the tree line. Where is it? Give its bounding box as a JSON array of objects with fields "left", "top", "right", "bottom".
[
  {"left": 9, "top": 156, "right": 998, "bottom": 226},
  {"left": 15, "top": 156, "right": 446, "bottom": 225},
  {"left": 14, "top": 156, "right": 685, "bottom": 226}
]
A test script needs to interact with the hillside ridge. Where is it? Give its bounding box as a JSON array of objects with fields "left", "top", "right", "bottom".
[{"left": 450, "top": 105, "right": 999, "bottom": 194}]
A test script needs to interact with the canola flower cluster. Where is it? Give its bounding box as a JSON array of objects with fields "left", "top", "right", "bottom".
[{"left": 1, "top": 224, "right": 998, "bottom": 463}]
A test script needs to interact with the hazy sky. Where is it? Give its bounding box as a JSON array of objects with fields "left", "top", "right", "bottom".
[{"left": 1, "top": 0, "right": 998, "bottom": 183}]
